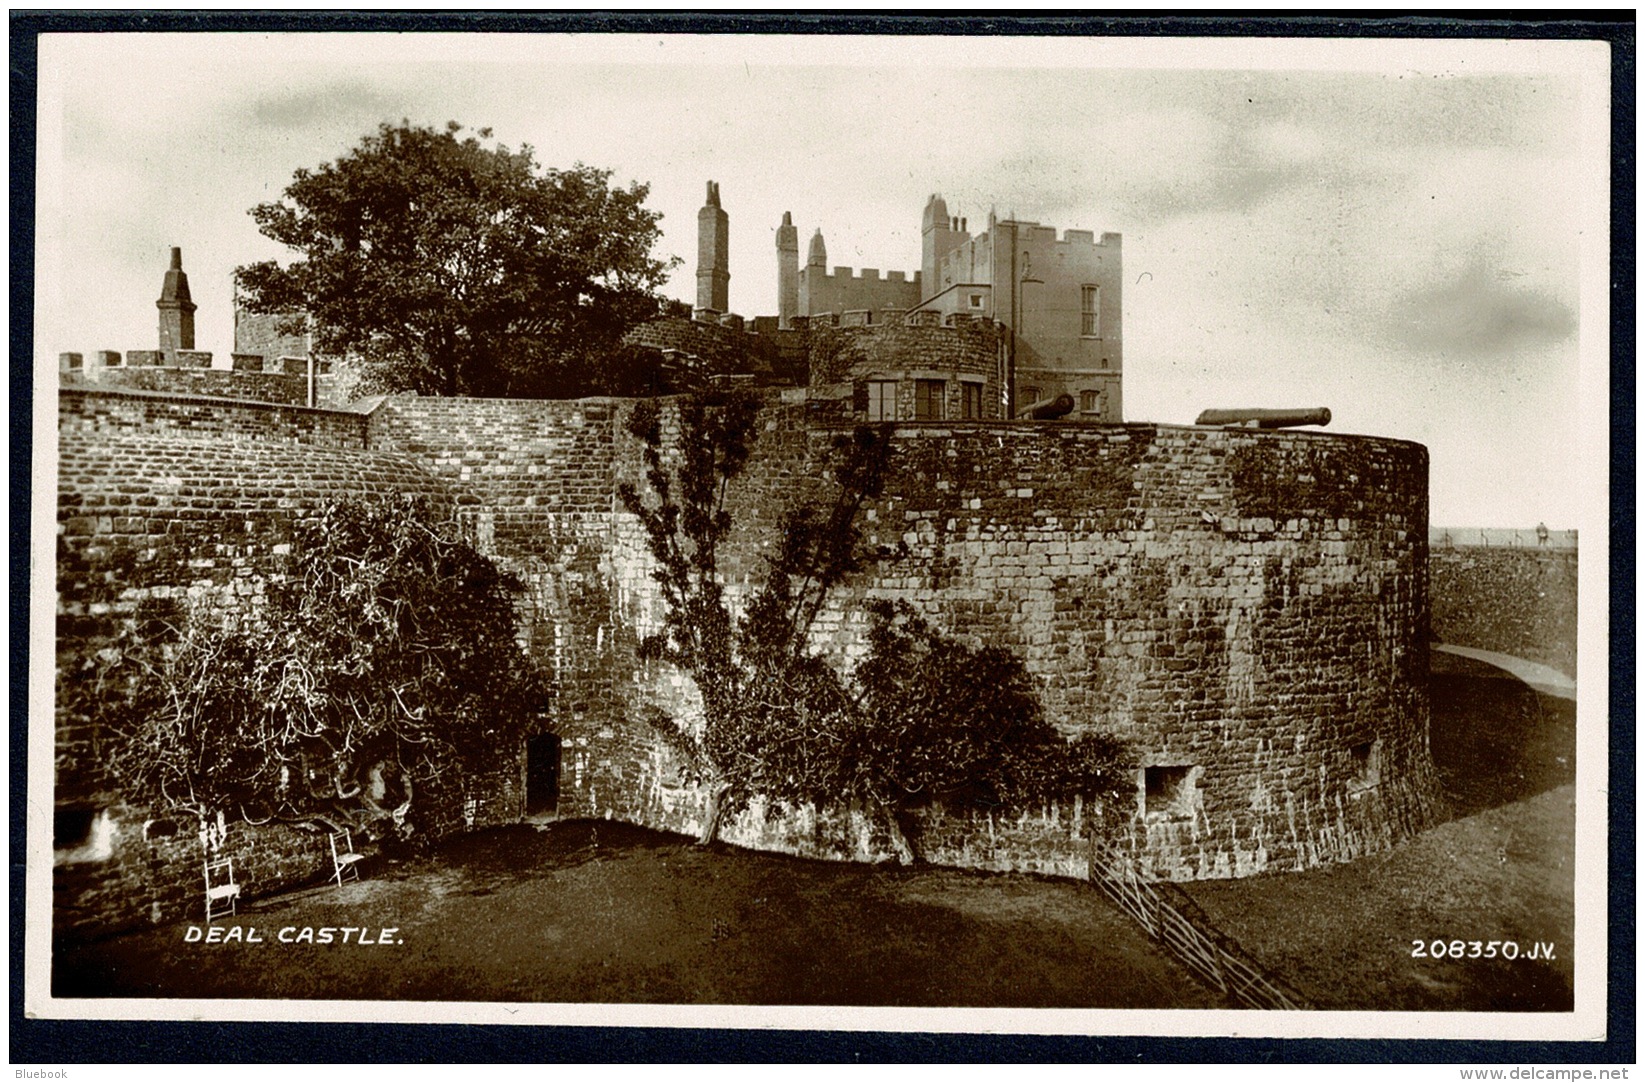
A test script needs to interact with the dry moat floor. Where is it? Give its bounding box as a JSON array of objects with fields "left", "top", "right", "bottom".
[
  {"left": 53, "top": 822, "right": 1218, "bottom": 1007},
  {"left": 53, "top": 658, "right": 1575, "bottom": 1010}
]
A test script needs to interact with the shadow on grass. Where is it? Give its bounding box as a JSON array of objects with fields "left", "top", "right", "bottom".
[
  {"left": 52, "top": 819, "right": 1219, "bottom": 1008},
  {"left": 1429, "top": 653, "right": 1575, "bottom": 819}
]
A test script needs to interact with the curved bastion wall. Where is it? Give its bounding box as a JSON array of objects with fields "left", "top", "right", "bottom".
[
  {"left": 804, "top": 313, "right": 1006, "bottom": 423},
  {"left": 561, "top": 403, "right": 1440, "bottom": 880},
  {"left": 54, "top": 387, "right": 1439, "bottom": 938}
]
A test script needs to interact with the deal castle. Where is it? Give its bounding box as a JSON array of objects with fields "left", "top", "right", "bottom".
[{"left": 53, "top": 179, "right": 1573, "bottom": 942}]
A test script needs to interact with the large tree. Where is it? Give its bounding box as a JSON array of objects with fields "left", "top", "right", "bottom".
[{"left": 235, "top": 121, "right": 677, "bottom": 398}]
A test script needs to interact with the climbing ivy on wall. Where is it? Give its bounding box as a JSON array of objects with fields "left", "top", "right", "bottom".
[
  {"left": 93, "top": 496, "right": 548, "bottom": 844},
  {"left": 619, "top": 393, "right": 1130, "bottom": 858},
  {"left": 618, "top": 391, "right": 890, "bottom": 843}
]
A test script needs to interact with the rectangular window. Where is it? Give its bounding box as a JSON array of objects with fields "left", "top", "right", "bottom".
[
  {"left": 1349, "top": 739, "right": 1383, "bottom": 793},
  {"left": 968, "top": 293, "right": 985, "bottom": 310},
  {"left": 866, "top": 380, "right": 897, "bottom": 421},
  {"left": 1081, "top": 285, "right": 1100, "bottom": 337},
  {"left": 1143, "top": 765, "right": 1195, "bottom": 817},
  {"left": 914, "top": 379, "right": 945, "bottom": 421},
  {"left": 962, "top": 382, "right": 984, "bottom": 420},
  {"left": 1080, "top": 390, "right": 1101, "bottom": 416}
]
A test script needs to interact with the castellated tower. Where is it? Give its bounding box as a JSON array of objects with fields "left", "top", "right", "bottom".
[
  {"left": 155, "top": 246, "right": 197, "bottom": 353},
  {"left": 696, "top": 180, "right": 730, "bottom": 313},
  {"left": 775, "top": 211, "right": 799, "bottom": 329}
]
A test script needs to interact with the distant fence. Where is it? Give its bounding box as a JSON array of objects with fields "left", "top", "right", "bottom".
[
  {"left": 1088, "top": 835, "right": 1308, "bottom": 1010},
  {"left": 1430, "top": 527, "right": 1577, "bottom": 551}
]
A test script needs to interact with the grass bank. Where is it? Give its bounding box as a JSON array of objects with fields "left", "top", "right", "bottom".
[{"left": 54, "top": 820, "right": 1218, "bottom": 1008}]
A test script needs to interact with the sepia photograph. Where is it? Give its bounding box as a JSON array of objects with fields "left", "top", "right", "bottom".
[{"left": 23, "top": 24, "right": 1615, "bottom": 1049}]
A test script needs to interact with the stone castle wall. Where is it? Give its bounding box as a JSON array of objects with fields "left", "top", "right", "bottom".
[
  {"left": 59, "top": 386, "right": 368, "bottom": 448},
  {"left": 1429, "top": 543, "right": 1579, "bottom": 678},
  {"left": 60, "top": 350, "right": 341, "bottom": 409},
  {"left": 800, "top": 264, "right": 922, "bottom": 318},
  {"left": 356, "top": 395, "right": 1438, "bottom": 881},
  {"left": 53, "top": 386, "right": 1439, "bottom": 937}
]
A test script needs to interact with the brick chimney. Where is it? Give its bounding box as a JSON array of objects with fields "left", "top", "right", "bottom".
[{"left": 156, "top": 246, "right": 197, "bottom": 353}]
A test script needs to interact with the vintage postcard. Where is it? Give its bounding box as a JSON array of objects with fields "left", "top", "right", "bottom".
[{"left": 25, "top": 28, "right": 1613, "bottom": 1045}]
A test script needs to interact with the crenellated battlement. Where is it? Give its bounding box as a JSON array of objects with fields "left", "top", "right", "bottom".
[
  {"left": 965, "top": 223, "right": 1121, "bottom": 251},
  {"left": 811, "top": 265, "right": 921, "bottom": 285},
  {"left": 59, "top": 346, "right": 338, "bottom": 408}
]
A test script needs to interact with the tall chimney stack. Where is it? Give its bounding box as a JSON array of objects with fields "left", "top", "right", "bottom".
[{"left": 156, "top": 246, "right": 197, "bottom": 354}]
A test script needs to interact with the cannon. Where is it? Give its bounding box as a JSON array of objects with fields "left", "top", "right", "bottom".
[
  {"left": 1016, "top": 393, "right": 1076, "bottom": 420},
  {"left": 1194, "top": 407, "right": 1332, "bottom": 429}
]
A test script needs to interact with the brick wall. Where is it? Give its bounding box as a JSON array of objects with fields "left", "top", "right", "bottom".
[
  {"left": 62, "top": 366, "right": 319, "bottom": 407},
  {"left": 363, "top": 396, "right": 1436, "bottom": 881},
  {"left": 54, "top": 809, "right": 336, "bottom": 944},
  {"left": 56, "top": 424, "right": 457, "bottom": 776},
  {"left": 1429, "top": 545, "right": 1578, "bottom": 677},
  {"left": 60, "top": 387, "right": 367, "bottom": 448},
  {"left": 55, "top": 389, "right": 1440, "bottom": 941},
  {"left": 52, "top": 411, "right": 465, "bottom": 938},
  {"left": 363, "top": 395, "right": 644, "bottom": 823}
]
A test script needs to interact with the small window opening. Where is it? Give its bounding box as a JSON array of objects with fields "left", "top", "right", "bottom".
[
  {"left": 1143, "top": 765, "right": 1196, "bottom": 818},
  {"left": 1349, "top": 739, "right": 1383, "bottom": 793},
  {"left": 55, "top": 807, "right": 95, "bottom": 850}
]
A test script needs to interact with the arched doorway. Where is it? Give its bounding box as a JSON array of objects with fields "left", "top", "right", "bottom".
[{"left": 525, "top": 733, "right": 561, "bottom": 817}]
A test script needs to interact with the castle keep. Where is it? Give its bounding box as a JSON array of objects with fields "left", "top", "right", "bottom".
[
  {"left": 52, "top": 199, "right": 1442, "bottom": 939},
  {"left": 635, "top": 183, "right": 1124, "bottom": 424}
]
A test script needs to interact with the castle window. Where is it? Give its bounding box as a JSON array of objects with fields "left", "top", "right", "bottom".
[
  {"left": 1081, "top": 285, "right": 1100, "bottom": 337},
  {"left": 968, "top": 293, "right": 985, "bottom": 310},
  {"left": 1349, "top": 739, "right": 1383, "bottom": 794},
  {"left": 1080, "top": 390, "right": 1102, "bottom": 416},
  {"left": 961, "top": 382, "right": 984, "bottom": 420},
  {"left": 915, "top": 379, "right": 945, "bottom": 421},
  {"left": 866, "top": 380, "right": 897, "bottom": 422},
  {"left": 55, "top": 807, "right": 95, "bottom": 850},
  {"left": 1143, "top": 765, "right": 1195, "bottom": 818}
]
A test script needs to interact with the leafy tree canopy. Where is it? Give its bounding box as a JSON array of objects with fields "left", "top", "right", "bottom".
[
  {"left": 98, "top": 497, "right": 548, "bottom": 842},
  {"left": 235, "top": 121, "right": 678, "bottom": 399}
]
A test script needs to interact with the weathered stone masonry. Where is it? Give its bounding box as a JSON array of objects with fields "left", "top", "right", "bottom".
[
  {"left": 55, "top": 385, "right": 1441, "bottom": 936},
  {"left": 569, "top": 407, "right": 1440, "bottom": 880},
  {"left": 1429, "top": 545, "right": 1577, "bottom": 678}
]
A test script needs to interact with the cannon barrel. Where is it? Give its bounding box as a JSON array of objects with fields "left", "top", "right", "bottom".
[
  {"left": 1194, "top": 407, "right": 1332, "bottom": 429},
  {"left": 1016, "top": 393, "right": 1075, "bottom": 420}
]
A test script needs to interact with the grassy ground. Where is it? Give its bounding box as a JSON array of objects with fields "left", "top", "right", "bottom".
[
  {"left": 54, "top": 657, "right": 1574, "bottom": 1011},
  {"left": 1180, "top": 660, "right": 1577, "bottom": 1011},
  {"left": 53, "top": 821, "right": 1219, "bottom": 1007},
  {"left": 1182, "top": 785, "right": 1574, "bottom": 1011}
]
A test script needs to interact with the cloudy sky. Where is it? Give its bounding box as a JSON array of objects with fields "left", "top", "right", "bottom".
[{"left": 34, "top": 33, "right": 1609, "bottom": 528}]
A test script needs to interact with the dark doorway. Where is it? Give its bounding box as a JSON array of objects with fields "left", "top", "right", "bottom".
[{"left": 525, "top": 733, "right": 562, "bottom": 816}]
